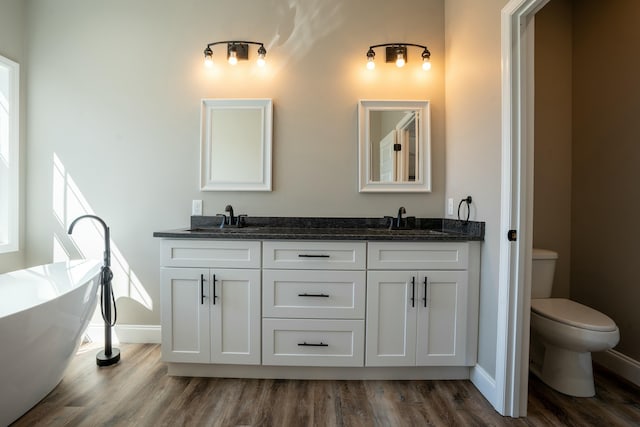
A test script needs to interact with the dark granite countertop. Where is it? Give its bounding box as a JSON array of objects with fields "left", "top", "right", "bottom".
[{"left": 153, "top": 216, "right": 484, "bottom": 242}]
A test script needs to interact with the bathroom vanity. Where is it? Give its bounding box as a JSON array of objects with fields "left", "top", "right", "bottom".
[{"left": 154, "top": 216, "right": 483, "bottom": 379}]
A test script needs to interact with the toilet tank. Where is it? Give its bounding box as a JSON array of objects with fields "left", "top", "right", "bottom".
[{"left": 531, "top": 248, "right": 558, "bottom": 298}]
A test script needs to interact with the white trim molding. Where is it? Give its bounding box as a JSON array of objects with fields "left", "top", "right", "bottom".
[
  {"left": 86, "top": 324, "right": 161, "bottom": 344},
  {"left": 497, "top": 0, "right": 551, "bottom": 418},
  {"left": 0, "top": 54, "right": 20, "bottom": 254},
  {"left": 470, "top": 365, "right": 497, "bottom": 406},
  {"left": 593, "top": 350, "right": 640, "bottom": 388}
]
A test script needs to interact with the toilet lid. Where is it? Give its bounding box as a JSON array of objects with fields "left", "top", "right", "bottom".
[{"left": 531, "top": 298, "right": 617, "bottom": 332}]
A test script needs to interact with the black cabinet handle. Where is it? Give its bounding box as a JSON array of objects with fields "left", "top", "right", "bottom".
[
  {"left": 298, "top": 342, "right": 328, "bottom": 347},
  {"left": 200, "top": 274, "right": 205, "bottom": 305},
  {"left": 423, "top": 276, "right": 428, "bottom": 307},
  {"left": 298, "top": 293, "right": 330, "bottom": 298},
  {"left": 298, "top": 254, "right": 330, "bottom": 258},
  {"left": 411, "top": 276, "right": 416, "bottom": 308},
  {"left": 212, "top": 274, "right": 218, "bottom": 305}
]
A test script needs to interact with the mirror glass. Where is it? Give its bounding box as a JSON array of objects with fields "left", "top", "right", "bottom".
[
  {"left": 358, "top": 100, "right": 431, "bottom": 192},
  {"left": 201, "top": 99, "right": 272, "bottom": 191}
]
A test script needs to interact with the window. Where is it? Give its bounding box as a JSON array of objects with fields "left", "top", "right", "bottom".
[{"left": 0, "top": 54, "right": 19, "bottom": 253}]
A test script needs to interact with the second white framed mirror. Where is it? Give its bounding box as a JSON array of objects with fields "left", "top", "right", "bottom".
[{"left": 358, "top": 100, "right": 431, "bottom": 192}]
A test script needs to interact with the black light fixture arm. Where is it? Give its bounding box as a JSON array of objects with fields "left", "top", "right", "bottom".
[
  {"left": 203, "top": 40, "right": 267, "bottom": 66},
  {"left": 366, "top": 42, "right": 431, "bottom": 70},
  {"left": 205, "top": 40, "right": 265, "bottom": 50},
  {"left": 368, "top": 42, "right": 429, "bottom": 51}
]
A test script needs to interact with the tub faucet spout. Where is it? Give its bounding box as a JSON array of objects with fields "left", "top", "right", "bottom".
[{"left": 68, "top": 214, "right": 110, "bottom": 267}]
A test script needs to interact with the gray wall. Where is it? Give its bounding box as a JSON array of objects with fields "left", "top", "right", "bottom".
[
  {"left": 24, "top": 0, "right": 446, "bottom": 325},
  {"left": 0, "top": 0, "right": 26, "bottom": 273},
  {"left": 571, "top": 0, "right": 640, "bottom": 361},
  {"left": 533, "top": 0, "right": 573, "bottom": 298},
  {"left": 534, "top": 0, "right": 640, "bottom": 362},
  {"left": 445, "top": 0, "right": 505, "bottom": 379}
]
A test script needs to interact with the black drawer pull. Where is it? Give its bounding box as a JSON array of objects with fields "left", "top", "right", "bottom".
[
  {"left": 212, "top": 274, "right": 218, "bottom": 305},
  {"left": 411, "top": 276, "right": 416, "bottom": 308},
  {"left": 200, "top": 274, "right": 205, "bottom": 305},
  {"left": 423, "top": 276, "right": 428, "bottom": 307},
  {"left": 298, "top": 254, "right": 330, "bottom": 258},
  {"left": 298, "top": 342, "right": 328, "bottom": 347},
  {"left": 298, "top": 293, "right": 330, "bottom": 298}
]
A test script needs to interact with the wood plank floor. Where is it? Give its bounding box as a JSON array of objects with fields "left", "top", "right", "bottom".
[{"left": 12, "top": 343, "right": 640, "bottom": 426}]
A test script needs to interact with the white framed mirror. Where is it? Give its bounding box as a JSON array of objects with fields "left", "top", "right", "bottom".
[
  {"left": 358, "top": 100, "right": 431, "bottom": 192},
  {"left": 200, "top": 98, "right": 273, "bottom": 191}
]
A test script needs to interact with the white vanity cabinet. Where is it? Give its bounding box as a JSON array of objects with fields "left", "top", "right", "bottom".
[
  {"left": 160, "top": 240, "right": 261, "bottom": 365},
  {"left": 157, "top": 236, "right": 481, "bottom": 378},
  {"left": 365, "top": 242, "right": 480, "bottom": 367},
  {"left": 261, "top": 241, "right": 367, "bottom": 367}
]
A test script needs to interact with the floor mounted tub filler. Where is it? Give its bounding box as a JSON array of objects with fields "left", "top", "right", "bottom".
[{"left": 0, "top": 260, "right": 102, "bottom": 426}]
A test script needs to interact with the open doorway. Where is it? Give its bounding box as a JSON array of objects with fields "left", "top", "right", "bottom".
[{"left": 500, "top": 0, "right": 640, "bottom": 417}]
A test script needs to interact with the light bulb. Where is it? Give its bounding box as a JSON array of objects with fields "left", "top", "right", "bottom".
[
  {"left": 204, "top": 48, "right": 213, "bottom": 68},
  {"left": 257, "top": 45, "right": 267, "bottom": 67},
  {"left": 366, "top": 48, "right": 375, "bottom": 70},
  {"left": 228, "top": 50, "right": 238, "bottom": 65},
  {"left": 421, "top": 48, "right": 431, "bottom": 71},
  {"left": 367, "top": 57, "right": 375, "bottom": 70},
  {"left": 395, "top": 52, "right": 405, "bottom": 68}
]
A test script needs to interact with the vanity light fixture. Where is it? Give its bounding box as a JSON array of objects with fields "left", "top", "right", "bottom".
[
  {"left": 203, "top": 40, "right": 267, "bottom": 67},
  {"left": 365, "top": 43, "right": 431, "bottom": 71}
]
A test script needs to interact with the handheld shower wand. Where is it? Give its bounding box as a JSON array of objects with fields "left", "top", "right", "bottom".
[{"left": 68, "top": 214, "right": 120, "bottom": 367}]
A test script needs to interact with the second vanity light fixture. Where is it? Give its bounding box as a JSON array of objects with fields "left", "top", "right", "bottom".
[
  {"left": 204, "top": 40, "right": 267, "bottom": 67},
  {"left": 366, "top": 43, "right": 431, "bottom": 71}
]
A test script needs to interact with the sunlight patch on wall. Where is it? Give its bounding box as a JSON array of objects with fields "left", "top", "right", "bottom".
[
  {"left": 267, "top": 0, "right": 343, "bottom": 70},
  {"left": 52, "top": 153, "right": 152, "bottom": 311}
]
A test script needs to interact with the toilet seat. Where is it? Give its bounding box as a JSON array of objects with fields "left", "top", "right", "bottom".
[{"left": 531, "top": 298, "right": 617, "bottom": 332}]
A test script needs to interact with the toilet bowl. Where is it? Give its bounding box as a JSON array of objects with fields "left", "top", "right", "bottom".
[
  {"left": 530, "top": 298, "right": 619, "bottom": 396},
  {"left": 530, "top": 249, "right": 620, "bottom": 397}
]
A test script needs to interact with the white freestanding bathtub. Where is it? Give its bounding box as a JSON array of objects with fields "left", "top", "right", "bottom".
[{"left": 0, "top": 260, "right": 102, "bottom": 426}]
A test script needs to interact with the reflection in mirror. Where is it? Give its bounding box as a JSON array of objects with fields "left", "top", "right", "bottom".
[
  {"left": 358, "top": 100, "right": 431, "bottom": 192},
  {"left": 370, "top": 110, "right": 418, "bottom": 182},
  {"left": 201, "top": 99, "right": 272, "bottom": 191}
]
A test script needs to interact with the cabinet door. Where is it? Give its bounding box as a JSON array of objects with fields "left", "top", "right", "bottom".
[
  {"left": 416, "top": 271, "right": 468, "bottom": 365},
  {"left": 210, "top": 269, "right": 261, "bottom": 365},
  {"left": 365, "top": 271, "right": 417, "bottom": 366},
  {"left": 160, "top": 267, "right": 210, "bottom": 363}
]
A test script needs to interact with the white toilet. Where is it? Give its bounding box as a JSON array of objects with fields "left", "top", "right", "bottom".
[{"left": 530, "top": 248, "right": 620, "bottom": 397}]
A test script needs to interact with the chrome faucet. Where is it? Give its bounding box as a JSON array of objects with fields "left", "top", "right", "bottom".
[{"left": 396, "top": 206, "right": 406, "bottom": 228}]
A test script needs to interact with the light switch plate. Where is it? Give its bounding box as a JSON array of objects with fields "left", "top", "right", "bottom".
[
  {"left": 447, "top": 198, "right": 454, "bottom": 216},
  {"left": 192, "top": 200, "right": 203, "bottom": 216}
]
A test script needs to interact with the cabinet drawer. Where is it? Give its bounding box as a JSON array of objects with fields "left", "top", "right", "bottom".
[
  {"left": 161, "top": 240, "right": 261, "bottom": 268},
  {"left": 262, "top": 319, "right": 364, "bottom": 366},
  {"left": 368, "top": 242, "right": 469, "bottom": 270},
  {"left": 263, "top": 270, "right": 365, "bottom": 319},
  {"left": 263, "top": 241, "right": 366, "bottom": 270}
]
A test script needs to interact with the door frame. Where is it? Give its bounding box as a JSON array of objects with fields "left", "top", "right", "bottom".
[{"left": 497, "top": 0, "right": 550, "bottom": 417}]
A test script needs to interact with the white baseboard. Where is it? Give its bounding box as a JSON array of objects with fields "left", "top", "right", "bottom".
[
  {"left": 593, "top": 349, "right": 640, "bottom": 388},
  {"left": 470, "top": 364, "right": 497, "bottom": 407},
  {"left": 85, "top": 324, "right": 161, "bottom": 344}
]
